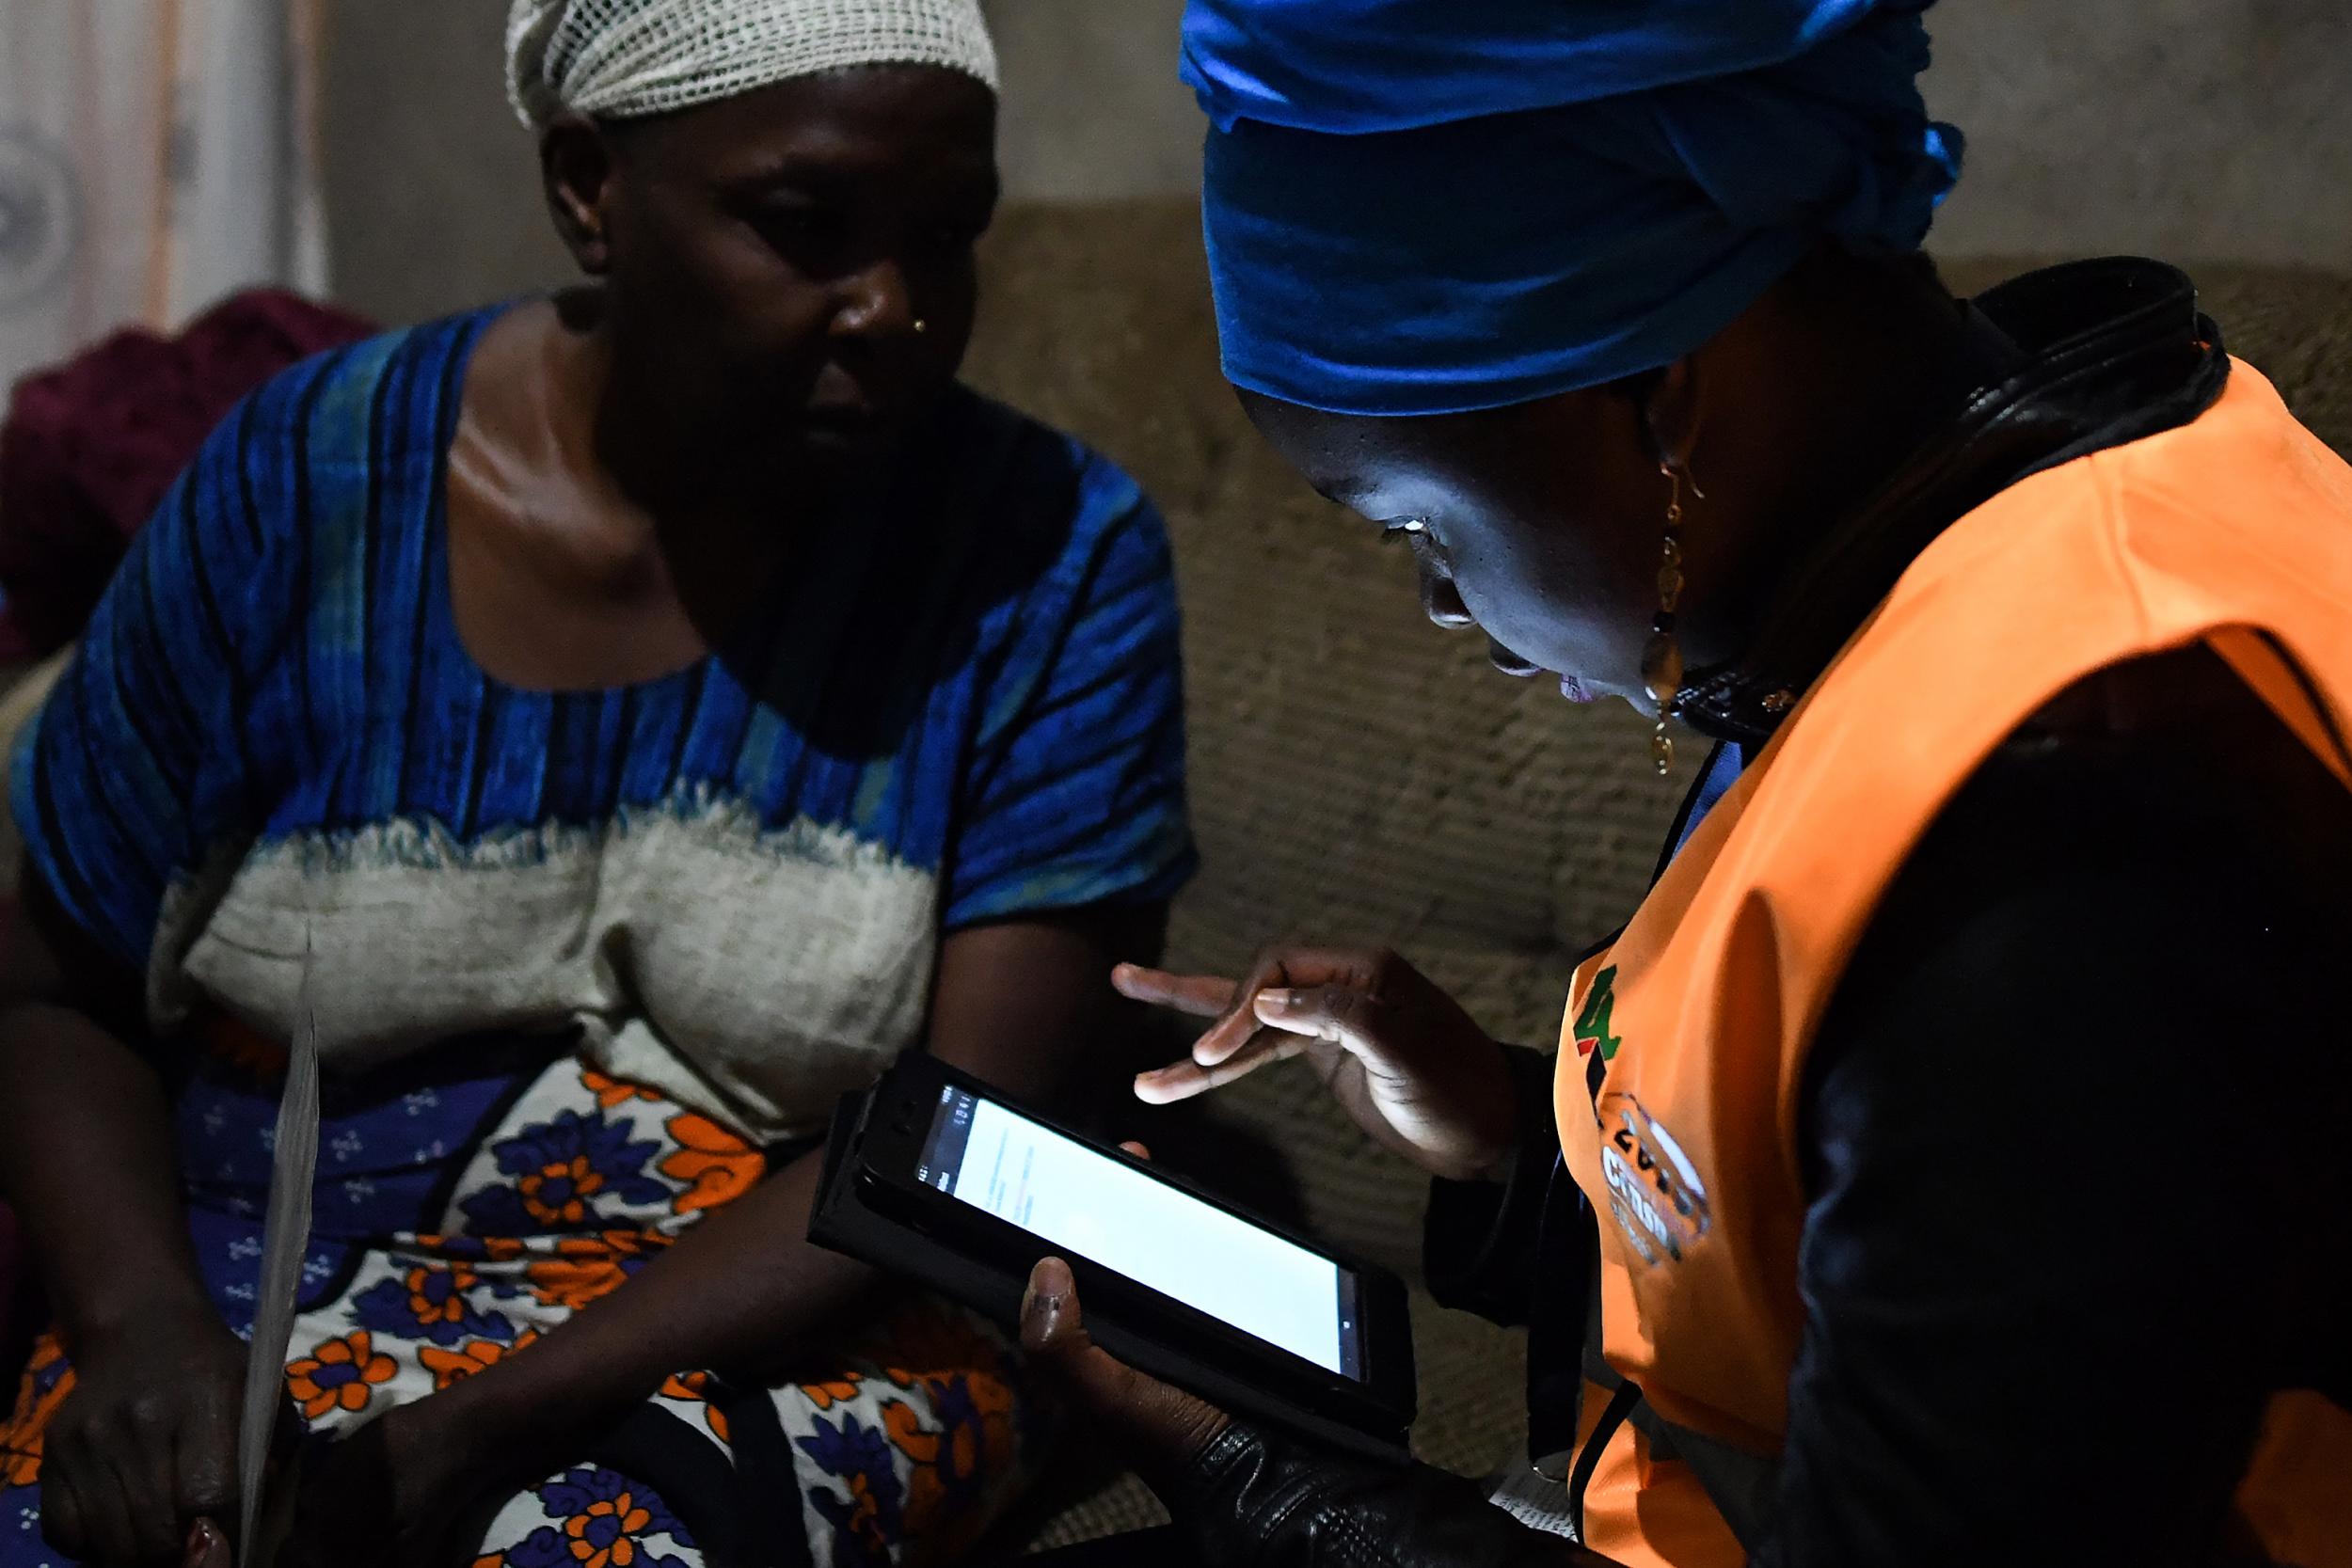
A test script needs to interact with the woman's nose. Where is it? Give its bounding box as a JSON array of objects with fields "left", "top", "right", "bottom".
[
  {"left": 834, "top": 258, "right": 917, "bottom": 340},
  {"left": 1420, "top": 568, "right": 1475, "bottom": 629}
]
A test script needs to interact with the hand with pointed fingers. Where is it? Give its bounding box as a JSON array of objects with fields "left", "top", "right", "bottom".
[{"left": 1114, "top": 949, "right": 1519, "bottom": 1181}]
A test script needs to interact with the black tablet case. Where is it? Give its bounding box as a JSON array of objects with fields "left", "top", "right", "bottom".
[{"left": 808, "top": 1090, "right": 1415, "bottom": 1463}]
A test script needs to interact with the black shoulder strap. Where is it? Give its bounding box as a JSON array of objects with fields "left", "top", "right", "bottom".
[{"left": 1569, "top": 1221, "right": 1780, "bottom": 1552}]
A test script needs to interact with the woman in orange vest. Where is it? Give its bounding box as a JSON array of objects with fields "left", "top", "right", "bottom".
[{"left": 1014, "top": 1, "right": 2352, "bottom": 1565}]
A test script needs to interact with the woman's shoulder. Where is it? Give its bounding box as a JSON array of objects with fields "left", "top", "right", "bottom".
[
  {"left": 220, "top": 303, "right": 506, "bottom": 479},
  {"left": 882, "top": 389, "right": 1184, "bottom": 721},
  {"left": 158, "top": 305, "right": 513, "bottom": 599},
  {"left": 930, "top": 385, "right": 1166, "bottom": 553},
  {"left": 1846, "top": 643, "right": 2352, "bottom": 1020}
]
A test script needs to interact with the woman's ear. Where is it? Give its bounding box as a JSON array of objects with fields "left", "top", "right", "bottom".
[
  {"left": 540, "top": 113, "right": 618, "bottom": 276},
  {"left": 1641, "top": 356, "right": 1703, "bottom": 473}
]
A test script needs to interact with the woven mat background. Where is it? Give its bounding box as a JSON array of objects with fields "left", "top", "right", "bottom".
[{"left": 960, "top": 204, "right": 2352, "bottom": 1547}]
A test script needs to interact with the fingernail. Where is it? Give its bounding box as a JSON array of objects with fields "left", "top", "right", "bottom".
[
  {"left": 1021, "top": 1272, "right": 1066, "bottom": 1341},
  {"left": 187, "top": 1519, "right": 225, "bottom": 1568},
  {"left": 1255, "top": 989, "right": 1299, "bottom": 1018}
]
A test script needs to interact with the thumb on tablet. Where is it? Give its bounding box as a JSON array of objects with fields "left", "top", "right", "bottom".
[
  {"left": 1019, "top": 1257, "right": 1118, "bottom": 1394},
  {"left": 1020, "top": 1258, "right": 1228, "bottom": 1482}
]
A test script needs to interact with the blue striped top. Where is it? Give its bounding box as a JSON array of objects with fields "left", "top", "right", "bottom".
[{"left": 16, "top": 307, "right": 1197, "bottom": 986}]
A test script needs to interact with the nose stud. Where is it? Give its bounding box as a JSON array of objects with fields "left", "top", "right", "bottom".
[{"left": 912, "top": 318, "right": 930, "bottom": 335}]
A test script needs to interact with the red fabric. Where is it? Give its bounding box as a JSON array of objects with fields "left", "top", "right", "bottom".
[{"left": 0, "top": 290, "right": 375, "bottom": 659}]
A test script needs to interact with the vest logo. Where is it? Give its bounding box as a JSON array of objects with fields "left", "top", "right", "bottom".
[
  {"left": 1597, "top": 1092, "right": 1711, "bottom": 1266},
  {"left": 1573, "top": 966, "right": 1623, "bottom": 1060}
]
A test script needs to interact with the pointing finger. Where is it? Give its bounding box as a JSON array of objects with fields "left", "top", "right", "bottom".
[
  {"left": 1111, "top": 965, "right": 1238, "bottom": 1017},
  {"left": 1254, "top": 985, "right": 1390, "bottom": 1055},
  {"left": 1135, "top": 1032, "right": 1306, "bottom": 1103}
]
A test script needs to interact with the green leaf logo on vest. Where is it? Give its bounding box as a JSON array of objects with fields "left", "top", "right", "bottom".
[{"left": 1574, "top": 965, "right": 1623, "bottom": 1061}]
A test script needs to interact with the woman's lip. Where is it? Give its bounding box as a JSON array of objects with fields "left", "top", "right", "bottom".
[{"left": 794, "top": 404, "right": 890, "bottom": 451}]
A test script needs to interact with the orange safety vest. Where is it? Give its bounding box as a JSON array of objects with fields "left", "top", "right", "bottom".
[{"left": 1553, "top": 361, "right": 2352, "bottom": 1568}]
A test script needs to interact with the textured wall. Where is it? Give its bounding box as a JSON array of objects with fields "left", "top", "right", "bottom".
[
  {"left": 321, "top": 0, "right": 563, "bottom": 325},
  {"left": 320, "top": 0, "right": 2351, "bottom": 319},
  {"left": 317, "top": 0, "right": 1218, "bottom": 322},
  {"left": 971, "top": 0, "right": 2352, "bottom": 266},
  {"left": 1927, "top": 0, "right": 2352, "bottom": 263},
  {"left": 981, "top": 0, "right": 1203, "bottom": 202}
]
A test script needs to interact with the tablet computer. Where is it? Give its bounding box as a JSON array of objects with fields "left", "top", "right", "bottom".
[{"left": 809, "top": 1052, "right": 1417, "bottom": 1460}]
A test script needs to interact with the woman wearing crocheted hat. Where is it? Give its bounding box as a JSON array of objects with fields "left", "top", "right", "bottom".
[
  {"left": 1021, "top": 2, "right": 2352, "bottom": 1566},
  {"left": 0, "top": 4, "right": 1195, "bottom": 1565}
]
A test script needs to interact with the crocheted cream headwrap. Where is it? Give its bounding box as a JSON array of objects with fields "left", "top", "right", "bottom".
[{"left": 506, "top": 0, "right": 999, "bottom": 128}]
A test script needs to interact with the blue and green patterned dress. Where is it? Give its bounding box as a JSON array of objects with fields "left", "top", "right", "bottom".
[{"left": 0, "top": 306, "right": 1194, "bottom": 1568}]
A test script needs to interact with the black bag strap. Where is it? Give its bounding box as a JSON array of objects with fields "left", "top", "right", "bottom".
[{"left": 1568, "top": 1223, "right": 1780, "bottom": 1553}]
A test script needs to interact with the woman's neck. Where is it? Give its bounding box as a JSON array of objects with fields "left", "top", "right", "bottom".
[
  {"left": 545, "top": 287, "right": 834, "bottom": 544},
  {"left": 455, "top": 295, "right": 806, "bottom": 668},
  {"left": 1677, "top": 258, "right": 1997, "bottom": 673},
  {"left": 543, "top": 293, "right": 822, "bottom": 635}
]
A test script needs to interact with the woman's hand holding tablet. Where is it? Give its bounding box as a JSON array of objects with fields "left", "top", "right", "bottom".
[
  {"left": 809, "top": 1053, "right": 1417, "bottom": 1459},
  {"left": 1019, "top": 1255, "right": 1235, "bottom": 1483}
]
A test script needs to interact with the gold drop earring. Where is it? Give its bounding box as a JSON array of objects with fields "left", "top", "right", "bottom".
[{"left": 1643, "top": 461, "right": 1701, "bottom": 775}]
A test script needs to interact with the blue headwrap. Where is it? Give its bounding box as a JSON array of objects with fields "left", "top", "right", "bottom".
[{"left": 1184, "top": 0, "right": 1963, "bottom": 416}]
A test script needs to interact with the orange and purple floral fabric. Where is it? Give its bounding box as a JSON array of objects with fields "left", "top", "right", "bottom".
[{"left": 0, "top": 1044, "right": 1046, "bottom": 1568}]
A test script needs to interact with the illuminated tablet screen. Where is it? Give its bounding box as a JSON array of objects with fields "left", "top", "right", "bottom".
[{"left": 916, "top": 1085, "right": 1362, "bottom": 1378}]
